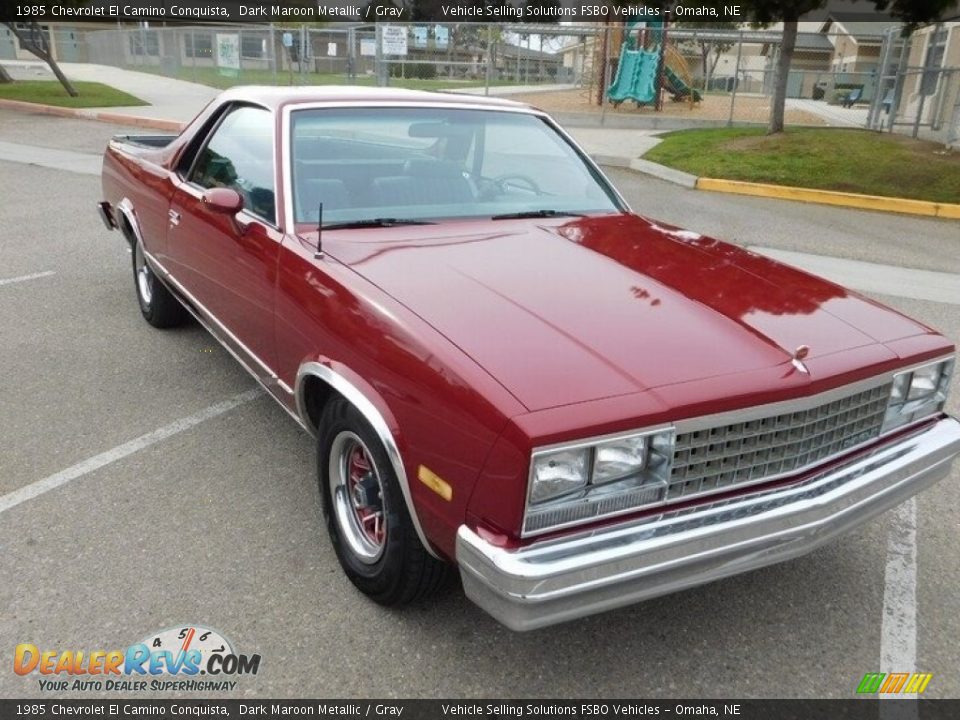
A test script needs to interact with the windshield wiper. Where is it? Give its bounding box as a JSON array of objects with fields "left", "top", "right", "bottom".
[
  {"left": 322, "top": 218, "right": 437, "bottom": 230},
  {"left": 491, "top": 209, "right": 587, "bottom": 220}
]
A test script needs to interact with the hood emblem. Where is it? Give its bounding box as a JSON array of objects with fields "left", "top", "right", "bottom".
[{"left": 792, "top": 345, "right": 810, "bottom": 374}]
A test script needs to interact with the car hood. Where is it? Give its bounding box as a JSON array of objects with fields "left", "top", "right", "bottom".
[{"left": 324, "top": 214, "right": 929, "bottom": 412}]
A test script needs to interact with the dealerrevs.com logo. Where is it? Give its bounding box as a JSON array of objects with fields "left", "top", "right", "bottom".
[{"left": 14, "top": 625, "right": 261, "bottom": 692}]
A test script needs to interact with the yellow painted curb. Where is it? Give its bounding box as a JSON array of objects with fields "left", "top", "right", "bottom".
[{"left": 696, "top": 177, "right": 960, "bottom": 220}]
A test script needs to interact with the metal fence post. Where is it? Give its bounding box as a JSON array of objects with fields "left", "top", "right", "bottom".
[
  {"left": 188, "top": 28, "right": 195, "bottom": 81},
  {"left": 375, "top": 24, "right": 385, "bottom": 87},
  {"left": 268, "top": 24, "right": 276, "bottom": 84},
  {"left": 300, "top": 24, "right": 306, "bottom": 81},
  {"left": 728, "top": 32, "right": 743, "bottom": 127},
  {"left": 887, "top": 32, "right": 910, "bottom": 132},
  {"left": 600, "top": 24, "right": 610, "bottom": 126},
  {"left": 485, "top": 24, "right": 492, "bottom": 96}
]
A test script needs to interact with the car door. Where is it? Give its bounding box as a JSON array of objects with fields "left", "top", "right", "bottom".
[{"left": 166, "top": 104, "right": 282, "bottom": 375}]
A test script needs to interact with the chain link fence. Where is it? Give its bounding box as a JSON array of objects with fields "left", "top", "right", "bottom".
[
  {"left": 9, "top": 23, "right": 571, "bottom": 91},
  {"left": 4, "top": 22, "right": 958, "bottom": 146}
]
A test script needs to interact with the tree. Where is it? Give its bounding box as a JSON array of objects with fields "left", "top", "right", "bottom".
[
  {"left": 675, "top": 20, "right": 738, "bottom": 91},
  {"left": 741, "top": 0, "right": 958, "bottom": 134},
  {"left": 1, "top": 21, "right": 78, "bottom": 96},
  {"left": 1, "top": 0, "right": 92, "bottom": 95}
]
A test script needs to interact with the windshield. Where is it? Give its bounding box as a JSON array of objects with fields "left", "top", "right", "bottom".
[{"left": 289, "top": 107, "right": 621, "bottom": 226}]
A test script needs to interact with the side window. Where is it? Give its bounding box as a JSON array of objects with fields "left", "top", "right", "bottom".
[{"left": 191, "top": 106, "right": 276, "bottom": 224}]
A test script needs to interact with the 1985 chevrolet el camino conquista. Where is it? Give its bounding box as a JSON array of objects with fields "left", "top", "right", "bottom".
[{"left": 99, "top": 87, "right": 960, "bottom": 630}]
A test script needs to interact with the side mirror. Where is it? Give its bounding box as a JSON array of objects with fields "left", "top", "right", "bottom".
[{"left": 201, "top": 188, "right": 244, "bottom": 214}]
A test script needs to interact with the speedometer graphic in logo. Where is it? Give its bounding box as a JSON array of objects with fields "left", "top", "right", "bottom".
[{"left": 140, "top": 625, "right": 233, "bottom": 670}]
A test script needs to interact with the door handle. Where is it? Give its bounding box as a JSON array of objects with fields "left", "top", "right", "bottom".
[{"left": 168, "top": 210, "right": 181, "bottom": 226}]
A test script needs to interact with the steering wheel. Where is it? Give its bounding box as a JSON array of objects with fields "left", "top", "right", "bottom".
[{"left": 493, "top": 173, "right": 543, "bottom": 195}]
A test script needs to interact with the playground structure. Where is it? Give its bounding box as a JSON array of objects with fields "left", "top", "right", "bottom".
[{"left": 587, "top": 19, "right": 702, "bottom": 110}]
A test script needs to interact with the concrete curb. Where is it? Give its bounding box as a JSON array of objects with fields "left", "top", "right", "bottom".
[
  {"left": 629, "top": 158, "right": 699, "bottom": 189},
  {"left": 0, "top": 98, "right": 185, "bottom": 132}
]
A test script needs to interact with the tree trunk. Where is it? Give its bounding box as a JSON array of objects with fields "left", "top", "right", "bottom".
[
  {"left": 2, "top": 22, "right": 79, "bottom": 97},
  {"left": 0, "top": 63, "right": 13, "bottom": 83},
  {"left": 768, "top": 19, "right": 797, "bottom": 135},
  {"left": 44, "top": 54, "right": 79, "bottom": 96}
]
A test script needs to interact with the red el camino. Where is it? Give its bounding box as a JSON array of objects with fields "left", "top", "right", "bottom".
[{"left": 100, "top": 87, "right": 960, "bottom": 630}]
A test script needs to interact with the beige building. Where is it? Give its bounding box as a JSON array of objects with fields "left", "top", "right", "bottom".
[{"left": 889, "top": 21, "right": 960, "bottom": 146}]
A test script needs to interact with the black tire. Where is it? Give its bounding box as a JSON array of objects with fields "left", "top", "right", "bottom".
[
  {"left": 318, "top": 396, "right": 450, "bottom": 605},
  {"left": 132, "top": 235, "right": 187, "bottom": 329}
]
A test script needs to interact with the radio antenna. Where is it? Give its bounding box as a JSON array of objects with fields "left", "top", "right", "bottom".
[{"left": 315, "top": 201, "right": 324, "bottom": 259}]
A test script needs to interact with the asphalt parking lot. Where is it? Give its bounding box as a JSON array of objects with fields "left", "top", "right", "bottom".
[{"left": 1, "top": 108, "right": 958, "bottom": 699}]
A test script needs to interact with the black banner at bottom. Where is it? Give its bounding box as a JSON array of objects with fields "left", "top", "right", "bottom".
[{"left": 2, "top": 700, "right": 959, "bottom": 720}]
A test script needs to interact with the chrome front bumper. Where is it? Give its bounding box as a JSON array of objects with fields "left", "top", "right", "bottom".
[{"left": 457, "top": 416, "right": 960, "bottom": 631}]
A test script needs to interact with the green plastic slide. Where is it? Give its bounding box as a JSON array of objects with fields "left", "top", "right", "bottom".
[
  {"left": 607, "top": 48, "right": 659, "bottom": 105},
  {"left": 663, "top": 64, "right": 703, "bottom": 102}
]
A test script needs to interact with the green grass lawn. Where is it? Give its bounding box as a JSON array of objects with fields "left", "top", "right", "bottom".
[
  {"left": 0, "top": 80, "right": 146, "bottom": 108},
  {"left": 135, "top": 64, "right": 520, "bottom": 92},
  {"left": 645, "top": 127, "right": 960, "bottom": 205}
]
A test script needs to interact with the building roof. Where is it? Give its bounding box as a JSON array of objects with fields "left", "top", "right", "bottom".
[
  {"left": 795, "top": 32, "right": 836, "bottom": 51},
  {"left": 820, "top": 13, "right": 899, "bottom": 41},
  {"left": 761, "top": 32, "right": 835, "bottom": 56},
  {"left": 498, "top": 43, "right": 561, "bottom": 61}
]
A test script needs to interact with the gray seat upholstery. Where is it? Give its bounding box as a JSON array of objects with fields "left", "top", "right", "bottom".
[
  {"left": 371, "top": 159, "right": 473, "bottom": 207},
  {"left": 297, "top": 178, "right": 350, "bottom": 222}
]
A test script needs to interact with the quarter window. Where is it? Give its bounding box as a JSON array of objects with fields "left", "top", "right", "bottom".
[{"left": 191, "top": 106, "right": 276, "bottom": 224}]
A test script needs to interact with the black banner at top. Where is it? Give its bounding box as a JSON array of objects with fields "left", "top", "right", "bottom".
[
  {"left": 0, "top": 1, "right": 913, "bottom": 24},
  {"left": 2, "top": 699, "right": 960, "bottom": 720}
]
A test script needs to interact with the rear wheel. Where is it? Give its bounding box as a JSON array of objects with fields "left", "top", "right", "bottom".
[
  {"left": 318, "top": 396, "right": 449, "bottom": 605},
  {"left": 132, "top": 234, "right": 187, "bottom": 328}
]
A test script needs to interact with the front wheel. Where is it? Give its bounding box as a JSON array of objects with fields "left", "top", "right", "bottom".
[
  {"left": 318, "top": 397, "right": 450, "bottom": 605},
  {"left": 132, "top": 236, "right": 187, "bottom": 328}
]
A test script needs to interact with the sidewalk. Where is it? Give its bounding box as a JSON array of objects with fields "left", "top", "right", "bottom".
[
  {"left": 5, "top": 60, "right": 218, "bottom": 122},
  {"left": 785, "top": 98, "right": 869, "bottom": 128}
]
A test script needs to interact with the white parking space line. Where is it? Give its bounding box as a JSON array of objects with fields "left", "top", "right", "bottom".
[
  {"left": 0, "top": 270, "right": 56, "bottom": 287},
  {"left": 748, "top": 247, "right": 960, "bottom": 306},
  {"left": 880, "top": 497, "right": 919, "bottom": 717},
  {"left": 0, "top": 389, "right": 262, "bottom": 516}
]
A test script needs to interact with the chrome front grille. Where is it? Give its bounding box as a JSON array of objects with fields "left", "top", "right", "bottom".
[{"left": 668, "top": 383, "right": 892, "bottom": 500}]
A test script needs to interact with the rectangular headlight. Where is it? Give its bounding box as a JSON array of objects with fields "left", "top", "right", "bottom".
[
  {"left": 524, "top": 428, "right": 674, "bottom": 536},
  {"left": 883, "top": 358, "right": 953, "bottom": 433},
  {"left": 530, "top": 448, "right": 589, "bottom": 504},
  {"left": 908, "top": 364, "right": 941, "bottom": 400},
  {"left": 593, "top": 436, "right": 647, "bottom": 484}
]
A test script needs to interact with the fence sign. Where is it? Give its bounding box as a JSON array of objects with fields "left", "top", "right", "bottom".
[
  {"left": 381, "top": 25, "right": 408, "bottom": 56},
  {"left": 412, "top": 26, "right": 428, "bottom": 48},
  {"left": 327, "top": 42, "right": 337, "bottom": 57},
  {"left": 282, "top": 32, "right": 293, "bottom": 48},
  {"left": 434, "top": 25, "right": 449, "bottom": 49},
  {"left": 360, "top": 38, "right": 375, "bottom": 57},
  {"left": 216, "top": 33, "right": 240, "bottom": 77}
]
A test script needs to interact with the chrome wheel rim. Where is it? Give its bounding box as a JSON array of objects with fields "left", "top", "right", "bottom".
[
  {"left": 134, "top": 240, "right": 153, "bottom": 307},
  {"left": 329, "top": 431, "right": 386, "bottom": 564}
]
